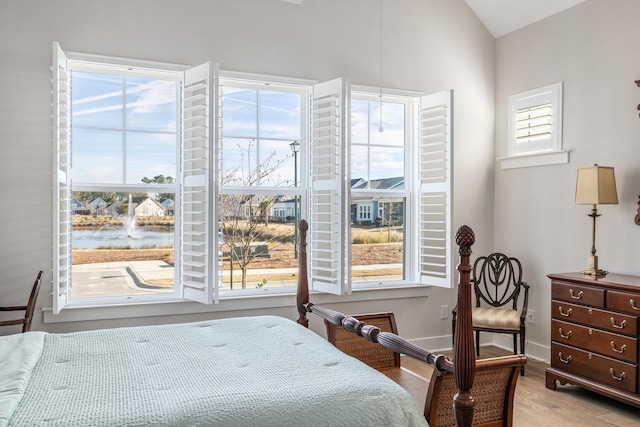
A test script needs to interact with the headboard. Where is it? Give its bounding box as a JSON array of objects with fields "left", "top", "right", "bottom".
[{"left": 295, "top": 220, "right": 477, "bottom": 427}]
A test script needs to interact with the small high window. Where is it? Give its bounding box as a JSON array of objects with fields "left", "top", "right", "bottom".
[{"left": 502, "top": 82, "right": 569, "bottom": 169}]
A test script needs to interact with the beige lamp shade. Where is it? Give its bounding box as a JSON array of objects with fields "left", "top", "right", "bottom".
[{"left": 575, "top": 164, "right": 618, "bottom": 205}]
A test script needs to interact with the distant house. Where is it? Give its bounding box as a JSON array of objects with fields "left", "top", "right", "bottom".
[
  {"left": 70, "top": 197, "right": 89, "bottom": 215},
  {"left": 271, "top": 196, "right": 297, "bottom": 222},
  {"left": 161, "top": 199, "right": 175, "bottom": 216},
  {"left": 104, "top": 199, "right": 126, "bottom": 217},
  {"left": 350, "top": 177, "right": 405, "bottom": 225},
  {"left": 134, "top": 197, "right": 166, "bottom": 217},
  {"left": 88, "top": 197, "right": 109, "bottom": 215}
]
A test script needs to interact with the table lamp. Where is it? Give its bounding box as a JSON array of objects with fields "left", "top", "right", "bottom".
[{"left": 575, "top": 164, "right": 618, "bottom": 277}]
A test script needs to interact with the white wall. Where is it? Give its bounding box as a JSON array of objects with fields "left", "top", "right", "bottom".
[
  {"left": 494, "top": 0, "right": 640, "bottom": 361},
  {"left": 0, "top": 0, "right": 495, "bottom": 342}
]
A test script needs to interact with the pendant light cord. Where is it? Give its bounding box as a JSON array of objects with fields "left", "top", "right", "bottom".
[{"left": 379, "top": 0, "right": 384, "bottom": 133}]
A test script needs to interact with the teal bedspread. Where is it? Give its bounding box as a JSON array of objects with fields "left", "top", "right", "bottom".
[{"left": 2, "top": 316, "right": 429, "bottom": 427}]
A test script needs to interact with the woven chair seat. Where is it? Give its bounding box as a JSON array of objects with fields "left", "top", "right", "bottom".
[{"left": 472, "top": 307, "right": 520, "bottom": 331}]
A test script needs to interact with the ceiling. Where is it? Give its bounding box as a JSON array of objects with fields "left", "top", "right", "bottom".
[
  {"left": 464, "top": 0, "right": 587, "bottom": 38},
  {"left": 276, "top": 1, "right": 587, "bottom": 39}
]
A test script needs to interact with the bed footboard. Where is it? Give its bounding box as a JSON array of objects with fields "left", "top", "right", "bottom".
[{"left": 295, "top": 220, "right": 477, "bottom": 427}]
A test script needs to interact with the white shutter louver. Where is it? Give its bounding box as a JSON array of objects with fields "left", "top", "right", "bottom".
[
  {"left": 515, "top": 103, "right": 552, "bottom": 143},
  {"left": 309, "top": 78, "right": 351, "bottom": 295},
  {"left": 418, "top": 90, "right": 453, "bottom": 288},
  {"left": 507, "top": 82, "right": 563, "bottom": 157},
  {"left": 52, "top": 42, "right": 71, "bottom": 314},
  {"left": 180, "top": 62, "right": 220, "bottom": 304}
]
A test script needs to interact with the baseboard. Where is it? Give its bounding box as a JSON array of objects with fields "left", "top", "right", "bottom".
[
  {"left": 408, "top": 334, "right": 550, "bottom": 364},
  {"left": 492, "top": 334, "right": 549, "bottom": 363},
  {"left": 408, "top": 335, "right": 454, "bottom": 353}
]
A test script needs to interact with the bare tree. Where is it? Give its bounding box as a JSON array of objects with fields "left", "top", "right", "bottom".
[
  {"left": 220, "top": 139, "right": 294, "bottom": 289},
  {"left": 377, "top": 199, "right": 403, "bottom": 243}
]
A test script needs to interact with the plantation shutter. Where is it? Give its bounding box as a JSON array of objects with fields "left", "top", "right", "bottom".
[
  {"left": 180, "top": 61, "right": 221, "bottom": 304},
  {"left": 52, "top": 42, "right": 71, "bottom": 314},
  {"left": 418, "top": 90, "right": 453, "bottom": 288},
  {"left": 309, "top": 78, "right": 351, "bottom": 295}
]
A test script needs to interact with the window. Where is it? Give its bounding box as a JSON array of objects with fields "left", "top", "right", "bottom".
[
  {"left": 69, "top": 64, "right": 180, "bottom": 301},
  {"left": 219, "top": 77, "right": 305, "bottom": 291},
  {"left": 350, "top": 92, "right": 409, "bottom": 283},
  {"left": 502, "top": 82, "right": 569, "bottom": 169},
  {"left": 53, "top": 42, "right": 454, "bottom": 314},
  {"left": 53, "top": 42, "right": 219, "bottom": 312}
]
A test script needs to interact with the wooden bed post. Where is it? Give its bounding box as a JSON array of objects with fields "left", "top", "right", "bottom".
[
  {"left": 452, "top": 225, "right": 476, "bottom": 427},
  {"left": 296, "top": 219, "right": 310, "bottom": 328}
]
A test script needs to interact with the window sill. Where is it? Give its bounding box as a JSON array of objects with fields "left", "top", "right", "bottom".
[
  {"left": 42, "top": 284, "right": 431, "bottom": 324},
  {"left": 498, "top": 150, "right": 570, "bottom": 170}
]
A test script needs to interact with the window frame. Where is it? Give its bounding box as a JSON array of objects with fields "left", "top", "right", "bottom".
[
  {"left": 349, "top": 89, "right": 414, "bottom": 287},
  {"left": 52, "top": 44, "right": 453, "bottom": 317},
  {"left": 501, "top": 82, "right": 569, "bottom": 169},
  {"left": 67, "top": 61, "right": 183, "bottom": 301}
]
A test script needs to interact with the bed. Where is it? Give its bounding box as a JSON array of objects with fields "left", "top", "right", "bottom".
[
  {"left": 1, "top": 223, "right": 477, "bottom": 427},
  {"left": 1, "top": 316, "right": 428, "bottom": 427}
]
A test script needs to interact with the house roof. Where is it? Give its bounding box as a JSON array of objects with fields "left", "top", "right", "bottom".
[{"left": 351, "top": 177, "right": 404, "bottom": 190}]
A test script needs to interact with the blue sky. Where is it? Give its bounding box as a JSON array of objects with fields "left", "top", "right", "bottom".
[{"left": 70, "top": 71, "right": 406, "bottom": 186}]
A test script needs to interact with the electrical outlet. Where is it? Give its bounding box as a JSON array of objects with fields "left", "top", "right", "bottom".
[
  {"left": 440, "top": 305, "right": 449, "bottom": 319},
  {"left": 526, "top": 309, "right": 535, "bottom": 324}
]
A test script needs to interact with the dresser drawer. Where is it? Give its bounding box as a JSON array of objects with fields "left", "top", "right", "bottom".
[
  {"left": 552, "top": 319, "right": 638, "bottom": 363},
  {"left": 552, "top": 300, "right": 638, "bottom": 336},
  {"left": 552, "top": 281, "right": 605, "bottom": 307},
  {"left": 551, "top": 342, "right": 637, "bottom": 393},
  {"left": 607, "top": 290, "right": 640, "bottom": 317}
]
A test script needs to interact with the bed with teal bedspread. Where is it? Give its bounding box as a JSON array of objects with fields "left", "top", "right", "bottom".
[{"left": 1, "top": 316, "right": 428, "bottom": 427}]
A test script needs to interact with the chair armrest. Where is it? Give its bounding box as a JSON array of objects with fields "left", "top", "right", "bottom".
[
  {"left": 0, "top": 306, "right": 27, "bottom": 311},
  {"left": 519, "top": 282, "right": 530, "bottom": 318}
]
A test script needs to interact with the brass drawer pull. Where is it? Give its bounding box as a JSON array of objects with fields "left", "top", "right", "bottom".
[
  {"left": 558, "top": 306, "right": 572, "bottom": 317},
  {"left": 610, "top": 318, "right": 627, "bottom": 329},
  {"left": 558, "top": 328, "right": 572, "bottom": 339},
  {"left": 609, "top": 368, "right": 626, "bottom": 381},
  {"left": 610, "top": 341, "right": 627, "bottom": 354},
  {"left": 570, "top": 289, "right": 584, "bottom": 300},
  {"left": 558, "top": 352, "right": 572, "bottom": 364},
  {"left": 631, "top": 299, "right": 640, "bottom": 311}
]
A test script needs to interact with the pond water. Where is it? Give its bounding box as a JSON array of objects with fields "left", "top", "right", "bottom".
[{"left": 72, "top": 227, "right": 174, "bottom": 249}]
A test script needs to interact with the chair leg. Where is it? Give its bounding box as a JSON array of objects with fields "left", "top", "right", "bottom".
[
  {"left": 519, "top": 330, "right": 526, "bottom": 376},
  {"left": 451, "top": 318, "right": 456, "bottom": 347},
  {"left": 513, "top": 333, "right": 517, "bottom": 355},
  {"left": 475, "top": 330, "right": 480, "bottom": 357}
]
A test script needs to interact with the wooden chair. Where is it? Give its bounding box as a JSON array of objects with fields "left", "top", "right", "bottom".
[
  {"left": 0, "top": 270, "right": 43, "bottom": 333},
  {"left": 425, "top": 354, "right": 526, "bottom": 427},
  {"left": 452, "top": 253, "right": 529, "bottom": 374},
  {"left": 325, "top": 312, "right": 430, "bottom": 410}
]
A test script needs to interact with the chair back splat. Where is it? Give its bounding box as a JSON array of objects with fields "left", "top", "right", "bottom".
[{"left": 474, "top": 253, "right": 523, "bottom": 310}]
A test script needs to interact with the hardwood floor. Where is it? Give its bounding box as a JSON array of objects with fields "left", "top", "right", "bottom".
[{"left": 402, "top": 346, "right": 640, "bottom": 427}]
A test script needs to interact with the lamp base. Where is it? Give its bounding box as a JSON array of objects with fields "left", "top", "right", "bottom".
[{"left": 582, "top": 255, "right": 608, "bottom": 277}]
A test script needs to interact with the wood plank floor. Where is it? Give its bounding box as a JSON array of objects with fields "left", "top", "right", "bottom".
[{"left": 402, "top": 346, "right": 640, "bottom": 427}]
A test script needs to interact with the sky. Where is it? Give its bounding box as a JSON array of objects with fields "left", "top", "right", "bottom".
[{"left": 70, "top": 70, "right": 406, "bottom": 187}]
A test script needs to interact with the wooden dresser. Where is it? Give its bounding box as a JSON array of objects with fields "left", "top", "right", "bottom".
[{"left": 546, "top": 272, "right": 640, "bottom": 408}]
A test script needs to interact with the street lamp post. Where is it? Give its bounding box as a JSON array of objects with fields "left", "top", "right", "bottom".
[{"left": 289, "top": 140, "right": 300, "bottom": 258}]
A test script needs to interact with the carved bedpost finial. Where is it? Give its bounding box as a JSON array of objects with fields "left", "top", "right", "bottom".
[
  {"left": 296, "top": 220, "right": 310, "bottom": 327},
  {"left": 453, "top": 225, "right": 476, "bottom": 427},
  {"left": 455, "top": 225, "right": 475, "bottom": 258}
]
